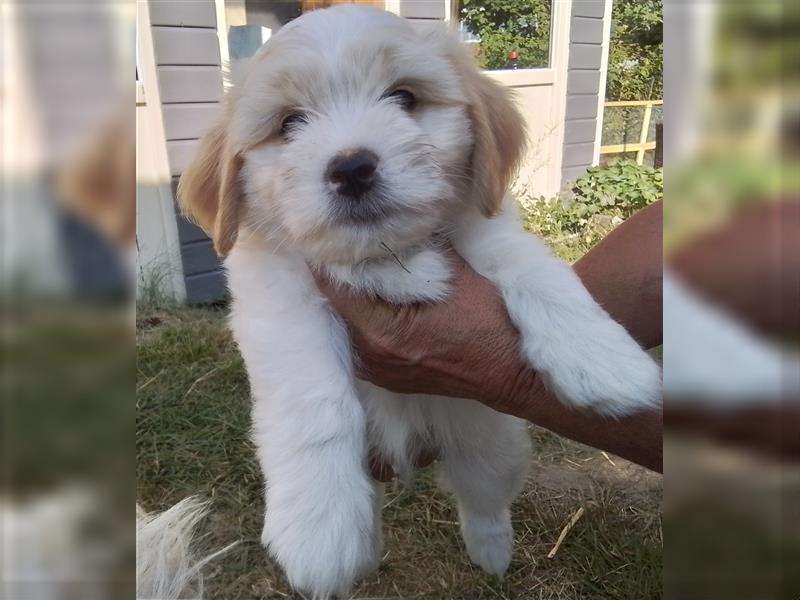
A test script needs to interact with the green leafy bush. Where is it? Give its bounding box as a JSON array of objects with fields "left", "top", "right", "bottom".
[
  {"left": 571, "top": 160, "right": 663, "bottom": 214},
  {"left": 520, "top": 161, "right": 662, "bottom": 261},
  {"left": 606, "top": 0, "right": 663, "bottom": 100}
]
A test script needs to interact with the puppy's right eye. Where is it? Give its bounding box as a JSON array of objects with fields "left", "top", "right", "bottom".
[
  {"left": 280, "top": 112, "right": 308, "bottom": 137},
  {"left": 386, "top": 89, "right": 416, "bottom": 111}
]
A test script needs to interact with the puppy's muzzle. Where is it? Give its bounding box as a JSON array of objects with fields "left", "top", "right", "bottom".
[{"left": 326, "top": 149, "right": 378, "bottom": 199}]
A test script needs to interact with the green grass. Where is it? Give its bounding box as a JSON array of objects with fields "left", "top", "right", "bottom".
[{"left": 137, "top": 308, "right": 663, "bottom": 599}]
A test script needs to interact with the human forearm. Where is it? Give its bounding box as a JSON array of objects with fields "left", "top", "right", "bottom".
[
  {"left": 479, "top": 365, "right": 663, "bottom": 472},
  {"left": 461, "top": 202, "right": 664, "bottom": 471}
]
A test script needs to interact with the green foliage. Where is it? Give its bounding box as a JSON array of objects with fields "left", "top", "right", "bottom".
[
  {"left": 572, "top": 160, "right": 663, "bottom": 213},
  {"left": 460, "top": 0, "right": 552, "bottom": 69},
  {"left": 521, "top": 161, "right": 662, "bottom": 261},
  {"left": 606, "top": 0, "right": 663, "bottom": 100}
]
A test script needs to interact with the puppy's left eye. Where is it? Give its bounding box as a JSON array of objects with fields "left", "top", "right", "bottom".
[
  {"left": 280, "top": 111, "right": 308, "bottom": 137},
  {"left": 386, "top": 89, "right": 416, "bottom": 111}
]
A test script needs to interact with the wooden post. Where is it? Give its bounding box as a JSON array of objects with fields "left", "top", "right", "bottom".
[
  {"left": 654, "top": 122, "right": 663, "bottom": 168},
  {"left": 637, "top": 101, "right": 653, "bottom": 165}
]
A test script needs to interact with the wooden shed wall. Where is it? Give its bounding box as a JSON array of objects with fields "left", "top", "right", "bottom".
[
  {"left": 149, "top": 0, "right": 226, "bottom": 303},
  {"left": 561, "top": 0, "right": 610, "bottom": 184}
]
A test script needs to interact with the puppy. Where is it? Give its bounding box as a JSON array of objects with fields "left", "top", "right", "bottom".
[{"left": 179, "top": 6, "right": 661, "bottom": 599}]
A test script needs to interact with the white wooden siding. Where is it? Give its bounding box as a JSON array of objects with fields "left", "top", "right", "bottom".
[
  {"left": 136, "top": 0, "right": 188, "bottom": 303},
  {"left": 149, "top": 0, "right": 217, "bottom": 28},
  {"left": 152, "top": 27, "right": 221, "bottom": 65},
  {"left": 157, "top": 66, "right": 224, "bottom": 103},
  {"left": 162, "top": 103, "right": 221, "bottom": 140},
  {"left": 148, "top": 0, "right": 226, "bottom": 303},
  {"left": 167, "top": 140, "right": 200, "bottom": 177}
]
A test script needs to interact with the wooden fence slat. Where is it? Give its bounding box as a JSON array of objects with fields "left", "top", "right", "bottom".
[
  {"left": 599, "top": 99, "right": 663, "bottom": 162},
  {"left": 600, "top": 142, "right": 656, "bottom": 154},
  {"left": 636, "top": 103, "right": 654, "bottom": 165},
  {"left": 604, "top": 100, "right": 663, "bottom": 107}
]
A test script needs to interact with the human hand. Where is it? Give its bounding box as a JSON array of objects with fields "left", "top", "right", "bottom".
[
  {"left": 311, "top": 213, "right": 665, "bottom": 473},
  {"left": 310, "top": 250, "right": 532, "bottom": 417}
]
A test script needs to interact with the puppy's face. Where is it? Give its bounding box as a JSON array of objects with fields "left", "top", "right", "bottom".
[
  {"left": 236, "top": 8, "right": 469, "bottom": 262},
  {"left": 179, "top": 6, "right": 525, "bottom": 263}
]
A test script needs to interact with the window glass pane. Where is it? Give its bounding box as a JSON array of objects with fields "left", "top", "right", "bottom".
[
  {"left": 457, "top": 0, "right": 553, "bottom": 70},
  {"left": 225, "top": 0, "right": 383, "bottom": 60},
  {"left": 227, "top": 1, "right": 554, "bottom": 69}
]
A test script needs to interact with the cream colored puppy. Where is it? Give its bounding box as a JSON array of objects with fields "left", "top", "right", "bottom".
[{"left": 179, "top": 6, "right": 660, "bottom": 599}]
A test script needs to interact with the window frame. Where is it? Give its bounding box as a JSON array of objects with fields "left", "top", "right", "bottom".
[
  {"left": 449, "top": 0, "right": 564, "bottom": 88},
  {"left": 218, "top": 0, "right": 568, "bottom": 88}
]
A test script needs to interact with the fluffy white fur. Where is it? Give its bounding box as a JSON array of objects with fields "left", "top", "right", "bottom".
[
  {"left": 136, "top": 497, "right": 237, "bottom": 600},
  {"left": 178, "top": 7, "right": 661, "bottom": 599}
]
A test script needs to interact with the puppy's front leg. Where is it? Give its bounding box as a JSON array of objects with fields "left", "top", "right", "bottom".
[
  {"left": 227, "top": 250, "right": 379, "bottom": 599},
  {"left": 453, "top": 202, "right": 661, "bottom": 416}
]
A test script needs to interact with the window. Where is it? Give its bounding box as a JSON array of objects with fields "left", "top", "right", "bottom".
[
  {"left": 225, "top": 1, "right": 554, "bottom": 70},
  {"left": 225, "top": 0, "right": 382, "bottom": 60},
  {"left": 456, "top": 0, "right": 553, "bottom": 70}
]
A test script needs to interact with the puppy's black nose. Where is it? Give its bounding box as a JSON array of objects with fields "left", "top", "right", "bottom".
[{"left": 327, "top": 149, "right": 378, "bottom": 198}]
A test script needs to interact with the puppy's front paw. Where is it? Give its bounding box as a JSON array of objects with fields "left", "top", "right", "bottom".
[
  {"left": 541, "top": 320, "right": 662, "bottom": 417},
  {"left": 458, "top": 509, "right": 513, "bottom": 576},
  {"left": 262, "top": 496, "right": 379, "bottom": 599}
]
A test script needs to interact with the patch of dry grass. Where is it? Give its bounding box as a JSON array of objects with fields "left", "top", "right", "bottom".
[{"left": 137, "top": 309, "right": 662, "bottom": 599}]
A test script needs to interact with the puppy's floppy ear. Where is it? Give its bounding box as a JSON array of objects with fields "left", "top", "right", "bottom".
[
  {"left": 453, "top": 50, "right": 527, "bottom": 216},
  {"left": 177, "top": 121, "right": 243, "bottom": 256}
]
